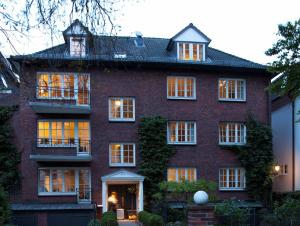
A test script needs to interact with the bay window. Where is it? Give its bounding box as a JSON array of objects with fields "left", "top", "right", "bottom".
[
  {"left": 167, "top": 168, "right": 197, "bottom": 182},
  {"left": 168, "top": 121, "right": 196, "bottom": 144},
  {"left": 219, "top": 168, "right": 246, "bottom": 190},
  {"left": 109, "top": 143, "right": 135, "bottom": 167},
  {"left": 177, "top": 43, "right": 204, "bottom": 61},
  {"left": 219, "top": 79, "right": 246, "bottom": 101},
  {"left": 219, "top": 122, "right": 246, "bottom": 145},
  {"left": 167, "top": 77, "right": 196, "bottom": 99},
  {"left": 109, "top": 97, "right": 135, "bottom": 121}
]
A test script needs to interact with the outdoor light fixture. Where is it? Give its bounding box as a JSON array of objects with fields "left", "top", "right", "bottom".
[
  {"left": 274, "top": 165, "right": 280, "bottom": 173},
  {"left": 108, "top": 192, "right": 118, "bottom": 204}
]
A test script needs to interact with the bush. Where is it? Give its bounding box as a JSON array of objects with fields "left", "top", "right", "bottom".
[
  {"left": 87, "top": 219, "right": 101, "bottom": 226},
  {"left": 101, "top": 212, "right": 118, "bottom": 226},
  {"left": 138, "top": 211, "right": 164, "bottom": 226},
  {"left": 167, "top": 208, "right": 186, "bottom": 224},
  {"left": 0, "top": 186, "right": 11, "bottom": 225}
]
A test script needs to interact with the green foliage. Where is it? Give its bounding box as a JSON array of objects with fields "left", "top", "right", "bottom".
[
  {"left": 0, "top": 186, "right": 11, "bottom": 225},
  {"left": 87, "top": 219, "right": 101, "bottom": 226},
  {"left": 266, "top": 18, "right": 300, "bottom": 99},
  {"left": 238, "top": 114, "right": 273, "bottom": 202},
  {"left": 138, "top": 116, "right": 175, "bottom": 207},
  {"left": 0, "top": 107, "right": 20, "bottom": 190},
  {"left": 214, "top": 200, "right": 250, "bottom": 226},
  {"left": 166, "top": 208, "right": 186, "bottom": 225},
  {"left": 101, "top": 211, "right": 118, "bottom": 226},
  {"left": 138, "top": 211, "right": 164, "bottom": 226}
]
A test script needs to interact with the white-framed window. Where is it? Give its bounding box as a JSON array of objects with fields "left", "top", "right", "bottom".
[
  {"left": 109, "top": 97, "right": 135, "bottom": 121},
  {"left": 70, "top": 37, "right": 86, "bottom": 57},
  {"left": 219, "top": 122, "right": 246, "bottom": 145},
  {"left": 167, "top": 168, "right": 197, "bottom": 182},
  {"left": 38, "top": 168, "right": 91, "bottom": 199},
  {"left": 177, "top": 42, "right": 204, "bottom": 61},
  {"left": 218, "top": 79, "right": 246, "bottom": 101},
  {"left": 167, "top": 77, "right": 196, "bottom": 99},
  {"left": 167, "top": 121, "right": 196, "bottom": 144},
  {"left": 37, "top": 120, "right": 90, "bottom": 154},
  {"left": 109, "top": 143, "right": 136, "bottom": 167},
  {"left": 37, "top": 73, "right": 90, "bottom": 105},
  {"left": 219, "top": 168, "right": 246, "bottom": 190}
]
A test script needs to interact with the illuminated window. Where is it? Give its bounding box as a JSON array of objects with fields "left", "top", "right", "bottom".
[
  {"left": 109, "top": 97, "right": 135, "bottom": 121},
  {"left": 167, "top": 77, "right": 196, "bottom": 99},
  {"left": 219, "top": 168, "right": 246, "bottom": 190},
  {"left": 167, "top": 121, "right": 196, "bottom": 144},
  {"left": 110, "top": 143, "right": 135, "bottom": 166},
  {"left": 70, "top": 37, "right": 86, "bottom": 57},
  {"left": 167, "top": 168, "right": 196, "bottom": 182},
  {"left": 219, "top": 79, "right": 246, "bottom": 101},
  {"left": 37, "top": 120, "right": 90, "bottom": 154},
  {"left": 177, "top": 43, "right": 204, "bottom": 61},
  {"left": 37, "top": 73, "right": 89, "bottom": 105},
  {"left": 38, "top": 168, "right": 90, "bottom": 197},
  {"left": 219, "top": 122, "right": 246, "bottom": 145}
]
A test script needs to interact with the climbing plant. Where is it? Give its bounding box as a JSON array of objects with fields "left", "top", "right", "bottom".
[
  {"left": 0, "top": 107, "right": 20, "bottom": 190},
  {"left": 138, "top": 116, "right": 175, "bottom": 208},
  {"left": 238, "top": 114, "right": 273, "bottom": 203}
]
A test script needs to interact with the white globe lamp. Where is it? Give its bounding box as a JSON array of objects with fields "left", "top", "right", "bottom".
[{"left": 193, "top": 191, "right": 209, "bottom": 205}]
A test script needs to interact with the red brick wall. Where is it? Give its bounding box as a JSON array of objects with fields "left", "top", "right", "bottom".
[{"left": 17, "top": 63, "right": 270, "bottom": 204}]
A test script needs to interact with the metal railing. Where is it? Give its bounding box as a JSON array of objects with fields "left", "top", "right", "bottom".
[
  {"left": 36, "top": 138, "right": 91, "bottom": 155},
  {"left": 76, "top": 185, "right": 92, "bottom": 203},
  {"left": 36, "top": 86, "right": 90, "bottom": 105}
]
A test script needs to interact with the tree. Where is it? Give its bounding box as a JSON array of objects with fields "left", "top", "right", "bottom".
[
  {"left": 266, "top": 18, "right": 300, "bottom": 99},
  {"left": 0, "top": 186, "right": 11, "bottom": 225}
]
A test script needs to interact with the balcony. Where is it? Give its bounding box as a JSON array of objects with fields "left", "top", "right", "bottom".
[
  {"left": 29, "top": 86, "right": 91, "bottom": 114},
  {"left": 30, "top": 138, "right": 92, "bottom": 162}
]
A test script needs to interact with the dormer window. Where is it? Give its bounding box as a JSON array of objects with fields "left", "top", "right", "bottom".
[
  {"left": 70, "top": 37, "right": 86, "bottom": 57},
  {"left": 177, "top": 43, "right": 204, "bottom": 61}
]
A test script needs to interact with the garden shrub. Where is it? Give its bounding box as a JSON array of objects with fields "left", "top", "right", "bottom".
[
  {"left": 167, "top": 208, "right": 186, "bottom": 223},
  {"left": 101, "top": 211, "right": 118, "bottom": 226},
  {"left": 87, "top": 219, "right": 101, "bottom": 226},
  {"left": 0, "top": 186, "right": 11, "bottom": 225},
  {"left": 138, "top": 210, "right": 164, "bottom": 226}
]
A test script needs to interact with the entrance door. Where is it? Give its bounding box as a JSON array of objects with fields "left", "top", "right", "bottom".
[{"left": 108, "top": 184, "right": 137, "bottom": 219}]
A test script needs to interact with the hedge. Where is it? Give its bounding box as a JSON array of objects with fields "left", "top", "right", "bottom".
[
  {"left": 101, "top": 212, "right": 118, "bottom": 226},
  {"left": 138, "top": 211, "right": 164, "bottom": 226}
]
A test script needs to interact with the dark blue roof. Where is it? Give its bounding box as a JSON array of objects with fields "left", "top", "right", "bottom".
[{"left": 12, "top": 35, "right": 266, "bottom": 70}]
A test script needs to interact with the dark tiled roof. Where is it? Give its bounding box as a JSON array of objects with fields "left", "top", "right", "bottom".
[
  {"left": 11, "top": 203, "right": 94, "bottom": 211},
  {"left": 13, "top": 36, "right": 266, "bottom": 70}
]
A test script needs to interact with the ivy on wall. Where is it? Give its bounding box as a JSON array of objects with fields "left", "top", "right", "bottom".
[{"left": 138, "top": 116, "right": 175, "bottom": 208}]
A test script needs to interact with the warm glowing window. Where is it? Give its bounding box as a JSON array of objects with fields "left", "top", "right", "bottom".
[
  {"left": 219, "top": 79, "right": 246, "bottom": 101},
  {"left": 167, "top": 121, "right": 196, "bottom": 144},
  {"left": 37, "top": 73, "right": 89, "bottom": 105},
  {"left": 219, "top": 168, "right": 246, "bottom": 190},
  {"left": 177, "top": 43, "right": 204, "bottom": 61},
  {"left": 70, "top": 37, "right": 86, "bottom": 57},
  {"left": 110, "top": 143, "right": 135, "bottom": 166},
  {"left": 39, "top": 168, "right": 90, "bottom": 198},
  {"left": 167, "top": 77, "right": 196, "bottom": 99},
  {"left": 219, "top": 122, "right": 246, "bottom": 145},
  {"left": 109, "top": 97, "right": 135, "bottom": 121},
  {"left": 167, "top": 168, "right": 196, "bottom": 182},
  {"left": 37, "top": 120, "right": 90, "bottom": 154}
]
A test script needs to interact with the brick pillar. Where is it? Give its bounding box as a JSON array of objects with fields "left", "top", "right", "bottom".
[{"left": 187, "top": 204, "right": 216, "bottom": 226}]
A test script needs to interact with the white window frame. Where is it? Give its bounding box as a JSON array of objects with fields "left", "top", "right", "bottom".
[
  {"left": 38, "top": 167, "right": 91, "bottom": 197},
  {"left": 219, "top": 168, "right": 246, "bottom": 191},
  {"left": 219, "top": 122, "right": 246, "bottom": 145},
  {"left": 167, "top": 168, "right": 197, "bottom": 182},
  {"left": 70, "top": 37, "right": 86, "bottom": 57},
  {"left": 167, "top": 77, "right": 196, "bottom": 100},
  {"left": 218, "top": 78, "right": 246, "bottom": 102},
  {"left": 167, "top": 121, "right": 197, "bottom": 145},
  {"left": 36, "top": 72, "right": 90, "bottom": 105},
  {"left": 37, "top": 120, "right": 91, "bottom": 154},
  {"left": 177, "top": 42, "right": 205, "bottom": 61},
  {"left": 109, "top": 97, "right": 136, "bottom": 122},
  {"left": 109, "top": 143, "right": 136, "bottom": 167}
]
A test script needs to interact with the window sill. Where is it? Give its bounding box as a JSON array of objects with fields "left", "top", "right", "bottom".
[
  {"left": 167, "top": 97, "right": 196, "bottom": 101},
  {"left": 219, "top": 188, "right": 246, "bottom": 191},
  {"left": 168, "top": 142, "right": 197, "bottom": 145},
  {"left": 218, "top": 99, "right": 246, "bottom": 102},
  {"left": 219, "top": 143, "right": 246, "bottom": 146},
  {"left": 109, "top": 164, "right": 136, "bottom": 167},
  {"left": 109, "top": 119, "right": 135, "bottom": 122},
  {"left": 38, "top": 192, "right": 77, "bottom": 196}
]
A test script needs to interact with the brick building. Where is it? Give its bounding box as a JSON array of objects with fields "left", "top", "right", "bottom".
[{"left": 10, "top": 20, "right": 271, "bottom": 226}]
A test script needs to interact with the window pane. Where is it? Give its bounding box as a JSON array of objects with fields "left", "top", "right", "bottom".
[
  {"left": 179, "top": 43, "right": 184, "bottom": 60},
  {"left": 111, "top": 144, "right": 121, "bottom": 163},
  {"left": 184, "top": 43, "right": 190, "bottom": 60},
  {"left": 167, "top": 168, "right": 176, "bottom": 182},
  {"left": 64, "top": 122, "right": 75, "bottom": 145},
  {"left": 79, "top": 169, "right": 90, "bottom": 200},
  {"left": 186, "top": 78, "right": 194, "bottom": 97},
  {"left": 78, "top": 122, "right": 90, "bottom": 153},
  {"left": 64, "top": 74, "right": 75, "bottom": 98},
  {"left": 71, "top": 38, "right": 85, "bottom": 56},
  {"left": 51, "top": 122, "right": 62, "bottom": 145},
  {"left": 38, "top": 74, "right": 49, "bottom": 97},
  {"left": 64, "top": 170, "right": 75, "bottom": 192},
  {"left": 168, "top": 78, "right": 176, "bottom": 97},
  {"left": 168, "top": 122, "right": 176, "bottom": 142},
  {"left": 52, "top": 169, "right": 63, "bottom": 192},
  {"left": 123, "top": 144, "right": 134, "bottom": 164},
  {"left": 177, "top": 122, "right": 186, "bottom": 142},
  {"left": 237, "top": 80, "right": 245, "bottom": 99},
  {"left": 187, "top": 168, "right": 196, "bottom": 182},
  {"left": 38, "top": 121, "right": 50, "bottom": 145},
  {"left": 228, "top": 124, "right": 236, "bottom": 143},
  {"left": 219, "top": 80, "right": 226, "bottom": 99},
  {"left": 198, "top": 45, "right": 203, "bottom": 61},
  {"left": 178, "top": 168, "right": 186, "bottom": 181},
  {"left": 229, "top": 168, "right": 235, "bottom": 188},
  {"left": 193, "top": 44, "right": 198, "bottom": 61},
  {"left": 219, "top": 123, "right": 227, "bottom": 143},
  {"left": 78, "top": 74, "right": 89, "bottom": 105},
  {"left": 123, "top": 99, "right": 133, "bottom": 119},
  {"left": 110, "top": 98, "right": 121, "bottom": 119},
  {"left": 228, "top": 80, "right": 235, "bottom": 99},
  {"left": 51, "top": 74, "right": 62, "bottom": 98},
  {"left": 39, "top": 169, "right": 50, "bottom": 192},
  {"left": 177, "top": 78, "right": 185, "bottom": 97},
  {"left": 187, "top": 122, "right": 195, "bottom": 142}
]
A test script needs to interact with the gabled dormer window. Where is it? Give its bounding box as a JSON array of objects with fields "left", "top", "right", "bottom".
[
  {"left": 177, "top": 43, "right": 204, "bottom": 61},
  {"left": 70, "top": 37, "right": 86, "bottom": 57}
]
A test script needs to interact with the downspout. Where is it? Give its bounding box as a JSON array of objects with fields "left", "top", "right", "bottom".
[{"left": 292, "top": 101, "right": 295, "bottom": 191}]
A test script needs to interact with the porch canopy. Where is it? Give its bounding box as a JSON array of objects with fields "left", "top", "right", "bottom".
[{"left": 101, "top": 170, "right": 144, "bottom": 213}]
